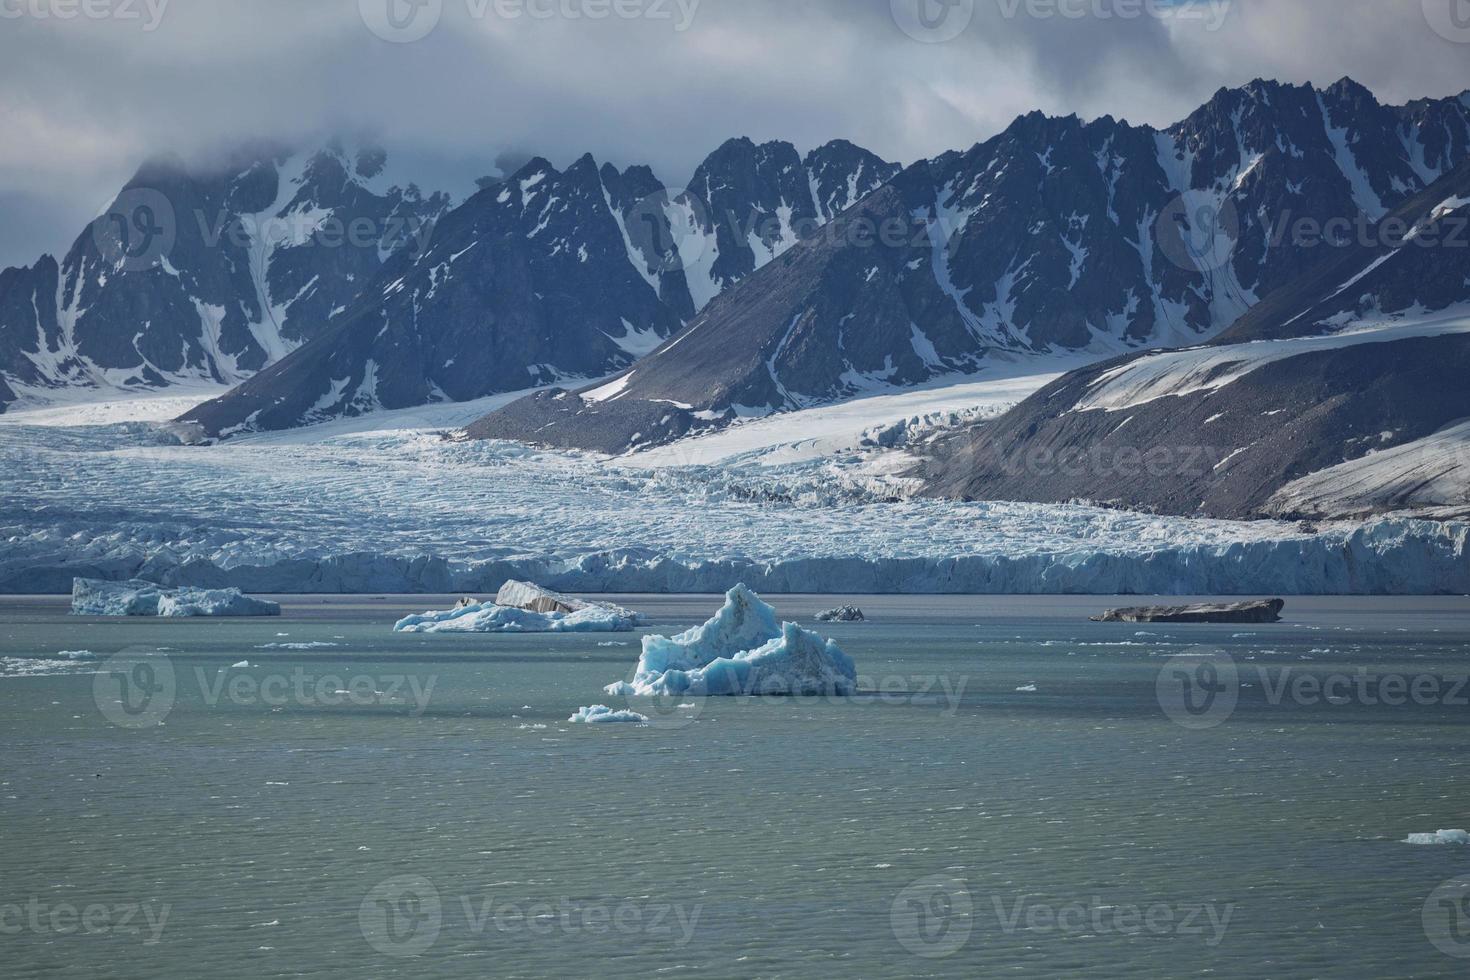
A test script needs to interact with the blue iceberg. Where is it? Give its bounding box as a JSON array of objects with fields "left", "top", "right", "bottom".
[{"left": 606, "top": 585, "right": 857, "bottom": 697}]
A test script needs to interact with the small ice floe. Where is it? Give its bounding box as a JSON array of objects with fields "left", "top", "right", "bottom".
[
  {"left": 1404, "top": 829, "right": 1470, "bottom": 845},
  {"left": 815, "top": 606, "right": 866, "bottom": 623},
  {"left": 1, "top": 657, "right": 97, "bottom": 678},
  {"left": 231, "top": 661, "right": 251, "bottom": 669},
  {"left": 71, "top": 578, "right": 280, "bottom": 618},
  {"left": 598, "top": 641, "right": 631, "bottom": 647},
  {"left": 568, "top": 705, "right": 649, "bottom": 725},
  {"left": 53, "top": 650, "right": 100, "bottom": 660},
  {"left": 256, "top": 642, "right": 339, "bottom": 651},
  {"left": 395, "top": 582, "right": 644, "bottom": 634},
  {"left": 604, "top": 585, "right": 856, "bottom": 698},
  {"left": 1015, "top": 684, "right": 1039, "bottom": 693}
]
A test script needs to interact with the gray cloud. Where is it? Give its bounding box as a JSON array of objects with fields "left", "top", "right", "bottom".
[{"left": 1, "top": 0, "right": 1467, "bottom": 267}]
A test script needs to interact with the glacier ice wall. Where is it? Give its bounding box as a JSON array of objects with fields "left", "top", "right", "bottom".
[{"left": 3, "top": 421, "right": 1468, "bottom": 596}]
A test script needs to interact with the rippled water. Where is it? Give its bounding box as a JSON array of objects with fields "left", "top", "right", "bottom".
[{"left": 2, "top": 594, "right": 1469, "bottom": 979}]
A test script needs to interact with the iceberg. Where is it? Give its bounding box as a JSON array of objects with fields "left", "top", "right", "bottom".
[
  {"left": 394, "top": 594, "right": 643, "bottom": 634},
  {"left": 569, "top": 705, "right": 650, "bottom": 724},
  {"left": 1404, "top": 829, "right": 1470, "bottom": 845},
  {"left": 605, "top": 585, "right": 857, "bottom": 697},
  {"left": 1091, "top": 599, "right": 1286, "bottom": 624},
  {"left": 71, "top": 578, "right": 281, "bottom": 617},
  {"left": 816, "top": 606, "right": 866, "bottom": 623},
  {"left": 493, "top": 580, "right": 629, "bottom": 616}
]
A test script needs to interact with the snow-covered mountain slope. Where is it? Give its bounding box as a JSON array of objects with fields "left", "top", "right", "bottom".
[
  {"left": 921, "top": 160, "right": 1470, "bottom": 521},
  {"left": 682, "top": 137, "right": 902, "bottom": 306},
  {"left": 179, "top": 140, "right": 899, "bottom": 438},
  {"left": 0, "top": 142, "right": 460, "bottom": 413},
  {"left": 1267, "top": 418, "right": 1470, "bottom": 521},
  {"left": 923, "top": 307, "right": 1470, "bottom": 521},
  {"left": 2, "top": 390, "right": 1467, "bottom": 595},
  {"left": 622, "top": 358, "right": 1088, "bottom": 469},
  {"left": 469, "top": 79, "right": 1470, "bottom": 454}
]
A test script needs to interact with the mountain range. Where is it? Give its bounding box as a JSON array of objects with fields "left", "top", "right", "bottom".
[
  {"left": 2, "top": 77, "right": 1469, "bottom": 526},
  {"left": 177, "top": 138, "right": 897, "bottom": 436},
  {"left": 468, "top": 79, "right": 1470, "bottom": 454},
  {"left": 921, "top": 161, "right": 1470, "bottom": 521},
  {"left": 0, "top": 141, "right": 455, "bottom": 412}
]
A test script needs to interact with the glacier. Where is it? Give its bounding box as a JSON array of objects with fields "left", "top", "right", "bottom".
[
  {"left": 605, "top": 585, "right": 857, "bottom": 697},
  {"left": 2, "top": 392, "right": 1469, "bottom": 596},
  {"left": 71, "top": 578, "right": 281, "bottom": 617}
]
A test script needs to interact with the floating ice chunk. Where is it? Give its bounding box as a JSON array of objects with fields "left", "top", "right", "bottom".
[
  {"left": 816, "top": 606, "right": 866, "bottom": 623},
  {"left": 231, "top": 661, "right": 251, "bottom": 669},
  {"left": 1404, "top": 829, "right": 1470, "bottom": 845},
  {"left": 1016, "top": 684, "right": 1039, "bottom": 693},
  {"left": 71, "top": 578, "right": 281, "bottom": 617},
  {"left": 569, "top": 705, "right": 649, "bottom": 724},
  {"left": 605, "top": 585, "right": 857, "bottom": 697},
  {"left": 492, "top": 581, "right": 637, "bottom": 617},
  {"left": 56, "top": 650, "right": 99, "bottom": 660},
  {"left": 394, "top": 597, "right": 643, "bottom": 634},
  {"left": 256, "top": 642, "right": 339, "bottom": 650}
]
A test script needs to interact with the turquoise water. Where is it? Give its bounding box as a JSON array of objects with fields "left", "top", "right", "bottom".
[{"left": 2, "top": 594, "right": 1470, "bottom": 978}]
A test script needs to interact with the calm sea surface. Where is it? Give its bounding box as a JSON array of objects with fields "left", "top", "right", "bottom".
[{"left": 2, "top": 594, "right": 1469, "bottom": 979}]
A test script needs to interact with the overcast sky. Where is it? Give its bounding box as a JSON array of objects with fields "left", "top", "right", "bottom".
[{"left": 2, "top": 0, "right": 1468, "bottom": 267}]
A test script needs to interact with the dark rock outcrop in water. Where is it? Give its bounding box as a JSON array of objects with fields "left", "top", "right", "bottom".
[{"left": 1091, "top": 599, "right": 1286, "bottom": 624}]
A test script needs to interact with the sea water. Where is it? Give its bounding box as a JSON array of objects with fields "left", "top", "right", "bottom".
[{"left": 2, "top": 594, "right": 1469, "bottom": 978}]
